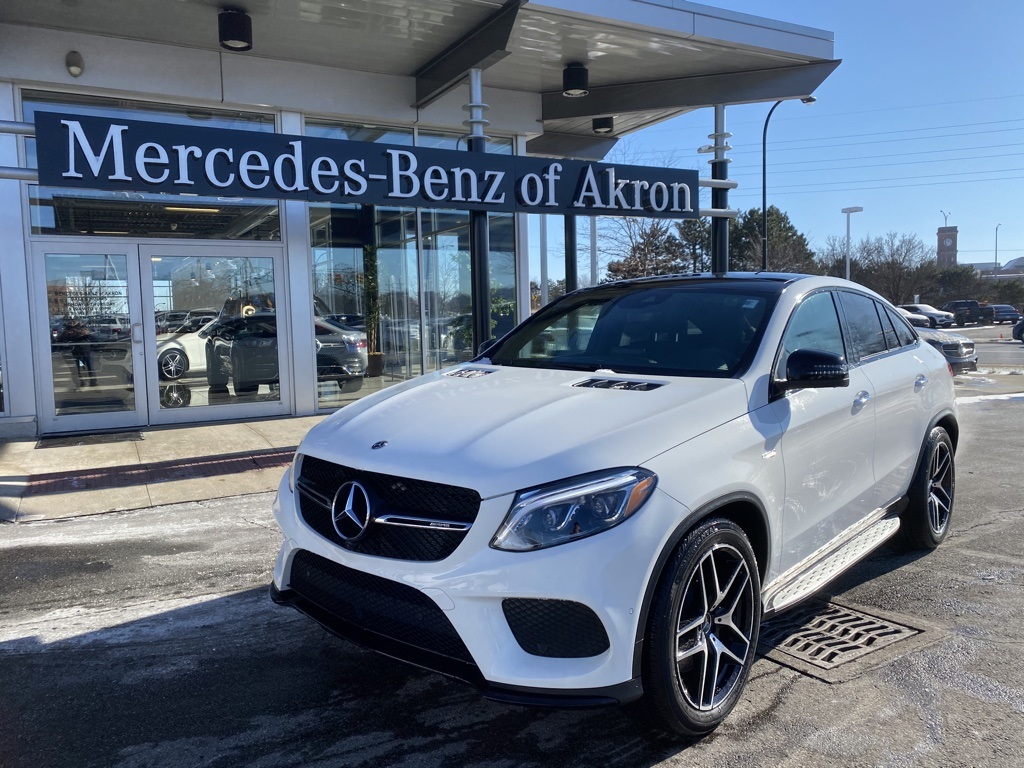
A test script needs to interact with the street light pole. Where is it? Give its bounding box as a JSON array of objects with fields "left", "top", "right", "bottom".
[
  {"left": 996, "top": 223, "right": 1002, "bottom": 269},
  {"left": 761, "top": 96, "right": 816, "bottom": 271},
  {"left": 841, "top": 206, "right": 863, "bottom": 281}
]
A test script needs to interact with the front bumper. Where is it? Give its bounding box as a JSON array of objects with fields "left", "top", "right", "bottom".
[
  {"left": 270, "top": 470, "right": 685, "bottom": 704},
  {"left": 269, "top": 580, "right": 641, "bottom": 707},
  {"left": 949, "top": 357, "right": 978, "bottom": 375}
]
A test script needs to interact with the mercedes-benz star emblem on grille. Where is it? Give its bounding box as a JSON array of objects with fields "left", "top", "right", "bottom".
[
  {"left": 371, "top": 440, "right": 388, "bottom": 450},
  {"left": 330, "top": 481, "right": 372, "bottom": 541}
]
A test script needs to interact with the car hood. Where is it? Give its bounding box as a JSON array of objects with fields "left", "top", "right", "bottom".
[
  {"left": 919, "top": 329, "right": 971, "bottom": 344},
  {"left": 298, "top": 365, "right": 750, "bottom": 498}
]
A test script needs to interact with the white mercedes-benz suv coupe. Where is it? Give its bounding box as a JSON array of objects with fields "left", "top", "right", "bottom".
[{"left": 270, "top": 273, "right": 958, "bottom": 736}]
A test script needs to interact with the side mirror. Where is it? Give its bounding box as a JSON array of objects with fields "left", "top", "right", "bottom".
[
  {"left": 477, "top": 338, "right": 497, "bottom": 355},
  {"left": 779, "top": 349, "right": 849, "bottom": 392}
]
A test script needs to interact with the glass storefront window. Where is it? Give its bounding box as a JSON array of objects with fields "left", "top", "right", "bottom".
[
  {"left": 23, "top": 92, "right": 280, "bottom": 240},
  {"left": 150, "top": 254, "right": 284, "bottom": 408},
  {"left": 310, "top": 203, "right": 417, "bottom": 410},
  {"left": 306, "top": 122, "right": 518, "bottom": 411}
]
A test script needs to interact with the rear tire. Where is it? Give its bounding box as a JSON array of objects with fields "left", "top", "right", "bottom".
[
  {"left": 639, "top": 518, "right": 761, "bottom": 736},
  {"left": 900, "top": 427, "right": 955, "bottom": 550},
  {"left": 206, "top": 346, "right": 228, "bottom": 387}
]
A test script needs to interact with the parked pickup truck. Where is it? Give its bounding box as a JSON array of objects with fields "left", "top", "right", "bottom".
[{"left": 940, "top": 299, "right": 994, "bottom": 326}]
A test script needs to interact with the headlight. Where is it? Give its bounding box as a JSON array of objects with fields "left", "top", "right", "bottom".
[
  {"left": 491, "top": 468, "right": 657, "bottom": 552},
  {"left": 287, "top": 451, "right": 303, "bottom": 493}
]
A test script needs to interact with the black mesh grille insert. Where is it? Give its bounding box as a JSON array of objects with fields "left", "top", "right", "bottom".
[
  {"left": 297, "top": 456, "right": 481, "bottom": 561},
  {"left": 502, "top": 598, "right": 610, "bottom": 658},
  {"left": 288, "top": 549, "right": 474, "bottom": 663}
]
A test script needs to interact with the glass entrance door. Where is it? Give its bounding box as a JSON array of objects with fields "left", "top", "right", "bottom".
[
  {"left": 32, "top": 242, "right": 289, "bottom": 434},
  {"left": 140, "top": 244, "right": 289, "bottom": 425},
  {"left": 32, "top": 243, "right": 147, "bottom": 433}
]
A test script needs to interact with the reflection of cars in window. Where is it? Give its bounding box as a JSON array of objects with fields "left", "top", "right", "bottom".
[
  {"left": 184, "top": 308, "right": 218, "bottom": 326},
  {"left": 155, "top": 318, "right": 215, "bottom": 380},
  {"left": 271, "top": 274, "right": 959, "bottom": 737},
  {"left": 155, "top": 311, "right": 189, "bottom": 334},
  {"left": 204, "top": 313, "right": 364, "bottom": 394},
  {"left": 317, "top": 320, "right": 367, "bottom": 371},
  {"left": 86, "top": 314, "right": 129, "bottom": 341}
]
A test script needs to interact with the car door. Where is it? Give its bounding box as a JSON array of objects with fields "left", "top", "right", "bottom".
[
  {"left": 839, "top": 294, "right": 932, "bottom": 506},
  {"left": 770, "top": 290, "right": 878, "bottom": 575}
]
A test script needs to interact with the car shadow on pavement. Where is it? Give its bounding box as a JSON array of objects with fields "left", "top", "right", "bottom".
[{"left": 0, "top": 587, "right": 697, "bottom": 768}]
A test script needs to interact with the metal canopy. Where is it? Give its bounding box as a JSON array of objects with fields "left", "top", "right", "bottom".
[
  {"left": 0, "top": 0, "right": 838, "bottom": 155},
  {"left": 413, "top": 1, "right": 521, "bottom": 108},
  {"left": 541, "top": 60, "right": 843, "bottom": 120}
]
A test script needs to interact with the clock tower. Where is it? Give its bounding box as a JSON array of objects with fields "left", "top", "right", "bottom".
[{"left": 937, "top": 226, "right": 958, "bottom": 268}]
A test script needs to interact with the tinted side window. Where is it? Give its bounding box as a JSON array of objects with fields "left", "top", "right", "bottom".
[
  {"left": 775, "top": 291, "right": 846, "bottom": 378},
  {"left": 884, "top": 305, "right": 917, "bottom": 348},
  {"left": 840, "top": 292, "right": 888, "bottom": 359}
]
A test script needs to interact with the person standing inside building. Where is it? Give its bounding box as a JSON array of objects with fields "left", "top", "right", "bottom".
[{"left": 58, "top": 319, "right": 97, "bottom": 387}]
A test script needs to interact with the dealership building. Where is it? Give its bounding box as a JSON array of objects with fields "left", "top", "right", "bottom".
[{"left": 0, "top": 0, "right": 837, "bottom": 437}]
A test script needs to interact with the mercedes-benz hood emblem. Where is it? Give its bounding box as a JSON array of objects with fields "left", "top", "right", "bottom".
[{"left": 330, "top": 481, "right": 372, "bottom": 541}]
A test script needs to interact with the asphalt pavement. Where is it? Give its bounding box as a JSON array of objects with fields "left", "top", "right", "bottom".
[{"left": 0, "top": 371, "right": 1023, "bottom": 766}]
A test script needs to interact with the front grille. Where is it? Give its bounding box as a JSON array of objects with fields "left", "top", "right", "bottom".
[
  {"left": 502, "top": 598, "right": 610, "bottom": 658},
  {"left": 288, "top": 549, "right": 474, "bottom": 663},
  {"left": 941, "top": 341, "right": 973, "bottom": 356},
  {"left": 297, "top": 456, "right": 480, "bottom": 561}
]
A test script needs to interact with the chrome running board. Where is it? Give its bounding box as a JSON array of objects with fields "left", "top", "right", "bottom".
[{"left": 763, "top": 516, "right": 902, "bottom": 616}]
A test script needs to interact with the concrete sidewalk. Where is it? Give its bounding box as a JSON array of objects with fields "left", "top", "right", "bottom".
[
  {"left": 0, "top": 415, "right": 326, "bottom": 523},
  {"left": 2, "top": 369, "right": 1022, "bottom": 525}
]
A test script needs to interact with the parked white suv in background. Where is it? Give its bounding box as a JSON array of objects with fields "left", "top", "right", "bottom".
[{"left": 270, "top": 273, "right": 958, "bottom": 736}]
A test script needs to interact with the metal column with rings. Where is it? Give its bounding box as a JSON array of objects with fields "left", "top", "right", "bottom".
[
  {"left": 709, "top": 105, "right": 731, "bottom": 276},
  {"left": 465, "top": 68, "right": 492, "bottom": 354}
]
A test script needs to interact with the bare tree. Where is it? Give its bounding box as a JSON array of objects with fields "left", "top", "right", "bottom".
[{"left": 858, "top": 232, "right": 932, "bottom": 304}]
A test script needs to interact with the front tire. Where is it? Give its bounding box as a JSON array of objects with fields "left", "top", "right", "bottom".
[
  {"left": 157, "top": 349, "right": 188, "bottom": 381},
  {"left": 640, "top": 518, "right": 761, "bottom": 736},
  {"left": 900, "top": 427, "right": 955, "bottom": 549}
]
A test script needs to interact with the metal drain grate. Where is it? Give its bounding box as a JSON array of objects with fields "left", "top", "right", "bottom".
[{"left": 760, "top": 601, "right": 920, "bottom": 671}]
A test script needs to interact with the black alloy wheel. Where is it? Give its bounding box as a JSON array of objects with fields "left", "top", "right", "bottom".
[
  {"left": 901, "top": 426, "right": 955, "bottom": 549},
  {"left": 640, "top": 518, "right": 761, "bottom": 736}
]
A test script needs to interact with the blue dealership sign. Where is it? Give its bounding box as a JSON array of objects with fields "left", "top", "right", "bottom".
[{"left": 34, "top": 111, "right": 698, "bottom": 220}]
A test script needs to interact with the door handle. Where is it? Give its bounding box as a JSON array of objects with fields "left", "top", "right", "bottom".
[
  {"left": 853, "top": 390, "right": 871, "bottom": 407},
  {"left": 915, "top": 374, "right": 928, "bottom": 391},
  {"left": 131, "top": 322, "right": 143, "bottom": 344}
]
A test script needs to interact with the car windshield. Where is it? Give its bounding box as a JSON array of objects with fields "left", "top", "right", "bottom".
[{"left": 487, "top": 284, "right": 774, "bottom": 377}]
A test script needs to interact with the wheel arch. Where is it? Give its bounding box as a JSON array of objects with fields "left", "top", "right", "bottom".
[
  {"left": 932, "top": 410, "right": 959, "bottom": 451},
  {"left": 631, "top": 491, "right": 771, "bottom": 679},
  {"left": 905, "top": 410, "right": 958, "bottom": 498}
]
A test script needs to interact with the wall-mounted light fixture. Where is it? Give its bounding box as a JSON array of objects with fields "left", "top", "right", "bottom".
[
  {"left": 592, "top": 116, "right": 614, "bottom": 134},
  {"left": 219, "top": 8, "right": 253, "bottom": 51},
  {"left": 65, "top": 51, "right": 84, "bottom": 77},
  {"left": 562, "top": 62, "right": 589, "bottom": 98}
]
